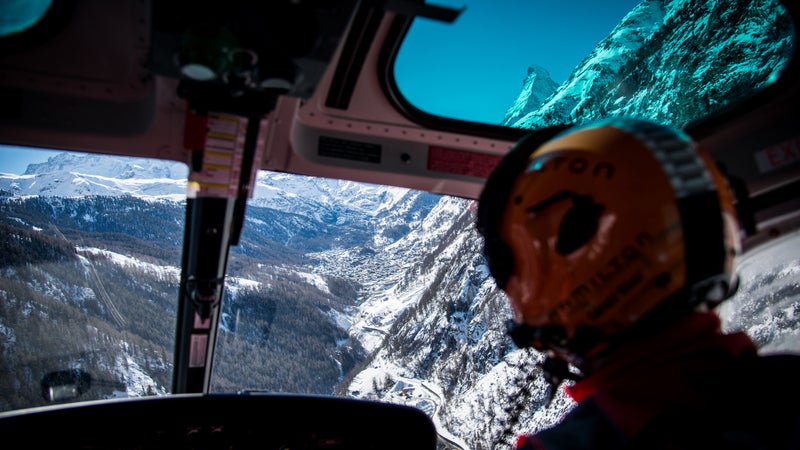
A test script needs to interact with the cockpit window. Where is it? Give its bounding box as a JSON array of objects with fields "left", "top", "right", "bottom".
[
  {"left": 0, "top": 147, "right": 187, "bottom": 409},
  {"left": 393, "top": 0, "right": 795, "bottom": 128}
]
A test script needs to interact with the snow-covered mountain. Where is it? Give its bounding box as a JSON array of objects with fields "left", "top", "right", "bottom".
[
  {"left": 1, "top": 152, "right": 189, "bottom": 200},
  {"left": 502, "top": 0, "right": 793, "bottom": 129},
  {"left": 501, "top": 64, "right": 559, "bottom": 127},
  {"left": 0, "top": 151, "right": 407, "bottom": 216}
]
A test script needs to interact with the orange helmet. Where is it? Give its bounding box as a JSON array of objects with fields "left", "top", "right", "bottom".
[{"left": 477, "top": 118, "right": 741, "bottom": 362}]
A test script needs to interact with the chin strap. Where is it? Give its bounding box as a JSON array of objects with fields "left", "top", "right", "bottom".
[
  {"left": 506, "top": 320, "right": 586, "bottom": 406},
  {"left": 540, "top": 356, "right": 583, "bottom": 406}
]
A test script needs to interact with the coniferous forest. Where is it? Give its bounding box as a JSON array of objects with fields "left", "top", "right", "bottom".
[{"left": 0, "top": 194, "right": 370, "bottom": 411}]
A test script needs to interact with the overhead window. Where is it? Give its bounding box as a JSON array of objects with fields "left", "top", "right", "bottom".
[{"left": 393, "top": 0, "right": 794, "bottom": 129}]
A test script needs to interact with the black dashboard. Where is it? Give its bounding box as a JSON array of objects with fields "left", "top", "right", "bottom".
[{"left": 0, "top": 394, "right": 438, "bottom": 449}]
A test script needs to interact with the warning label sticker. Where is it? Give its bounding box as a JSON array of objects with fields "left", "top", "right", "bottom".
[
  {"left": 319, "top": 136, "right": 381, "bottom": 163},
  {"left": 187, "top": 113, "right": 247, "bottom": 198},
  {"left": 189, "top": 334, "right": 208, "bottom": 368}
]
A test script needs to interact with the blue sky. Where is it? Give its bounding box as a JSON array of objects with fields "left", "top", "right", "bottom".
[
  {"left": 0, "top": 145, "right": 62, "bottom": 175},
  {"left": 394, "top": 0, "right": 642, "bottom": 124}
]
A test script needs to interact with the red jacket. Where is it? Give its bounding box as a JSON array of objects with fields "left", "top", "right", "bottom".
[{"left": 514, "top": 312, "right": 800, "bottom": 450}]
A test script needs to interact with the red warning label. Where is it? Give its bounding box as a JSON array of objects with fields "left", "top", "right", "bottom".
[
  {"left": 754, "top": 135, "right": 800, "bottom": 173},
  {"left": 427, "top": 146, "right": 503, "bottom": 179}
]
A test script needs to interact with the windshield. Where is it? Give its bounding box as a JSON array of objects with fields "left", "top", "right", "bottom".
[
  {"left": 0, "top": 147, "right": 186, "bottom": 406},
  {"left": 3, "top": 151, "right": 799, "bottom": 447},
  {"left": 1, "top": 1, "right": 798, "bottom": 449}
]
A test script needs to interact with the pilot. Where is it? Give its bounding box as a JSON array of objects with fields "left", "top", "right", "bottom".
[{"left": 476, "top": 117, "right": 800, "bottom": 449}]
